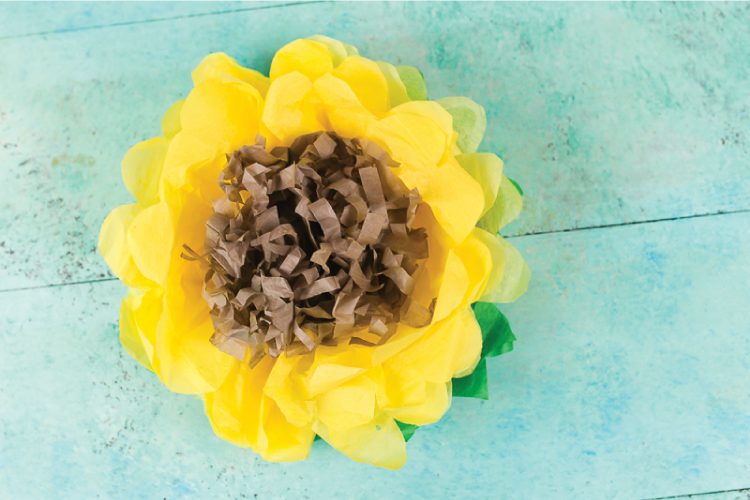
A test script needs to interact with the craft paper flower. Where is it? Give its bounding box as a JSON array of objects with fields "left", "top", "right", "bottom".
[{"left": 99, "top": 36, "right": 529, "bottom": 469}]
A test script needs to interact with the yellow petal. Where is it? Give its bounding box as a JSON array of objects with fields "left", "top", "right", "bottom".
[
  {"left": 126, "top": 201, "right": 173, "bottom": 285},
  {"left": 432, "top": 249, "right": 470, "bottom": 323},
  {"left": 370, "top": 101, "right": 453, "bottom": 168},
  {"left": 376, "top": 61, "right": 410, "bottom": 107},
  {"left": 160, "top": 130, "right": 220, "bottom": 194},
  {"left": 161, "top": 100, "right": 184, "bottom": 139},
  {"left": 433, "top": 229, "right": 494, "bottom": 321},
  {"left": 306, "top": 344, "right": 373, "bottom": 397},
  {"left": 98, "top": 204, "right": 150, "bottom": 287},
  {"left": 333, "top": 56, "right": 390, "bottom": 115},
  {"left": 180, "top": 79, "right": 262, "bottom": 153},
  {"left": 204, "top": 358, "right": 271, "bottom": 447},
  {"left": 455, "top": 229, "right": 493, "bottom": 304},
  {"left": 476, "top": 233, "right": 531, "bottom": 303},
  {"left": 450, "top": 309, "right": 483, "bottom": 378},
  {"left": 192, "top": 52, "right": 270, "bottom": 97},
  {"left": 314, "top": 413, "right": 406, "bottom": 469},
  {"left": 119, "top": 287, "right": 162, "bottom": 370},
  {"left": 270, "top": 39, "right": 334, "bottom": 81},
  {"left": 307, "top": 35, "right": 348, "bottom": 66},
  {"left": 257, "top": 396, "right": 315, "bottom": 462},
  {"left": 149, "top": 189, "right": 234, "bottom": 394},
  {"left": 316, "top": 375, "right": 377, "bottom": 430},
  {"left": 263, "top": 71, "right": 326, "bottom": 147},
  {"left": 313, "top": 73, "right": 374, "bottom": 139},
  {"left": 456, "top": 153, "right": 504, "bottom": 216},
  {"left": 121, "top": 137, "right": 167, "bottom": 205},
  {"left": 388, "top": 307, "right": 481, "bottom": 384},
  {"left": 264, "top": 354, "right": 314, "bottom": 427},
  {"left": 387, "top": 381, "right": 451, "bottom": 426},
  {"left": 411, "top": 157, "right": 485, "bottom": 246}
]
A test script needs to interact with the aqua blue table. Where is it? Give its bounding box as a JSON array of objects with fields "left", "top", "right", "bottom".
[{"left": 1, "top": 2, "right": 749, "bottom": 498}]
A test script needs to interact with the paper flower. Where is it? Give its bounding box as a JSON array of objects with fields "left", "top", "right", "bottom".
[{"left": 99, "top": 36, "right": 529, "bottom": 469}]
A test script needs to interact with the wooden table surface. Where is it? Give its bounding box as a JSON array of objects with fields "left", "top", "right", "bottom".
[{"left": 1, "top": 2, "right": 748, "bottom": 498}]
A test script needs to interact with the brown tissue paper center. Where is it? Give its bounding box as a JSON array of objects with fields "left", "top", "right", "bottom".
[{"left": 183, "top": 132, "right": 434, "bottom": 366}]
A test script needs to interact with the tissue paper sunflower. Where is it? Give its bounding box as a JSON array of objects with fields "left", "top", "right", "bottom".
[{"left": 99, "top": 36, "right": 529, "bottom": 469}]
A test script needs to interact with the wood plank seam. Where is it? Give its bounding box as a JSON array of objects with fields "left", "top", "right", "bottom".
[
  {"left": 644, "top": 486, "right": 750, "bottom": 500},
  {"left": 0, "top": 1, "right": 328, "bottom": 42},
  {"left": 505, "top": 208, "right": 750, "bottom": 239},
  {"left": 2, "top": 208, "right": 747, "bottom": 294}
]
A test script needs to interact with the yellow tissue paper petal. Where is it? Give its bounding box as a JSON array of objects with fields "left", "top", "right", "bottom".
[
  {"left": 397, "top": 65, "right": 428, "bottom": 100},
  {"left": 408, "top": 158, "right": 485, "bottom": 245},
  {"left": 433, "top": 249, "right": 470, "bottom": 323},
  {"left": 388, "top": 381, "right": 451, "bottom": 426},
  {"left": 450, "top": 308, "right": 483, "bottom": 378},
  {"left": 263, "top": 71, "right": 325, "bottom": 147},
  {"left": 306, "top": 345, "right": 373, "bottom": 396},
  {"left": 264, "top": 355, "right": 314, "bottom": 427},
  {"left": 119, "top": 287, "right": 162, "bottom": 370},
  {"left": 478, "top": 233, "right": 531, "bottom": 303},
  {"left": 437, "top": 96, "right": 487, "bottom": 153},
  {"left": 126, "top": 201, "right": 173, "bottom": 285},
  {"left": 376, "top": 61, "right": 410, "bottom": 107},
  {"left": 456, "top": 152, "right": 504, "bottom": 217},
  {"left": 192, "top": 52, "right": 270, "bottom": 97},
  {"left": 454, "top": 229, "right": 494, "bottom": 304},
  {"left": 370, "top": 109, "right": 448, "bottom": 169},
  {"left": 333, "top": 56, "right": 390, "bottom": 115},
  {"left": 314, "top": 413, "right": 406, "bottom": 469},
  {"left": 145, "top": 190, "right": 233, "bottom": 394},
  {"left": 180, "top": 79, "right": 262, "bottom": 153},
  {"left": 388, "top": 307, "right": 480, "bottom": 384},
  {"left": 98, "top": 204, "right": 150, "bottom": 287},
  {"left": 122, "top": 137, "right": 167, "bottom": 205},
  {"left": 308, "top": 34, "right": 348, "bottom": 66},
  {"left": 313, "top": 73, "right": 374, "bottom": 139},
  {"left": 157, "top": 306, "right": 232, "bottom": 396},
  {"left": 478, "top": 175, "right": 524, "bottom": 233},
  {"left": 270, "top": 38, "right": 334, "bottom": 81},
  {"left": 316, "top": 376, "right": 377, "bottom": 430},
  {"left": 204, "top": 358, "right": 270, "bottom": 447},
  {"left": 256, "top": 397, "right": 314, "bottom": 462},
  {"left": 160, "top": 130, "right": 220, "bottom": 193},
  {"left": 433, "top": 229, "right": 494, "bottom": 322},
  {"left": 161, "top": 99, "right": 184, "bottom": 139}
]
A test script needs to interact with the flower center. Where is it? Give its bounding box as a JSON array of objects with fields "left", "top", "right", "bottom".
[{"left": 186, "top": 132, "right": 434, "bottom": 366}]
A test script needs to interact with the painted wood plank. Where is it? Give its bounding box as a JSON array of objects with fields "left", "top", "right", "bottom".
[
  {"left": 2, "top": 212, "right": 749, "bottom": 498},
  {"left": 0, "top": 2, "right": 748, "bottom": 289},
  {"left": 0, "top": 2, "right": 277, "bottom": 39}
]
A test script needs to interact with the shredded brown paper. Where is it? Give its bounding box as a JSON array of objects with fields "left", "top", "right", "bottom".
[{"left": 183, "top": 133, "right": 434, "bottom": 366}]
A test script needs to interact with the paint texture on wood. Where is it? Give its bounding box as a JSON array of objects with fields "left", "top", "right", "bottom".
[{"left": 0, "top": 2, "right": 748, "bottom": 289}]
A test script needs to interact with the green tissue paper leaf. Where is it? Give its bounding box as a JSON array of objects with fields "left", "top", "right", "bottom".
[
  {"left": 473, "top": 302, "right": 516, "bottom": 358},
  {"left": 452, "top": 358, "right": 489, "bottom": 400},
  {"left": 397, "top": 65, "right": 428, "bottom": 100},
  {"left": 396, "top": 421, "right": 419, "bottom": 442},
  {"left": 508, "top": 176, "right": 524, "bottom": 196},
  {"left": 437, "top": 96, "right": 487, "bottom": 153}
]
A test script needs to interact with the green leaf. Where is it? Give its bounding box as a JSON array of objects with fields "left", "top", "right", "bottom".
[
  {"left": 507, "top": 176, "right": 524, "bottom": 196},
  {"left": 437, "top": 96, "right": 487, "bottom": 153},
  {"left": 396, "top": 65, "right": 428, "bottom": 100},
  {"left": 472, "top": 302, "right": 516, "bottom": 358},
  {"left": 396, "top": 421, "right": 419, "bottom": 442},
  {"left": 452, "top": 358, "right": 489, "bottom": 399}
]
